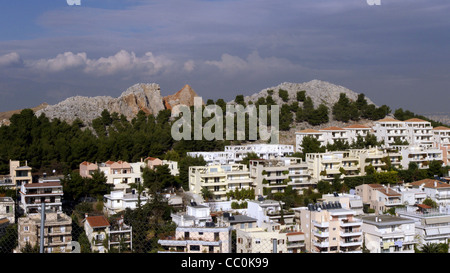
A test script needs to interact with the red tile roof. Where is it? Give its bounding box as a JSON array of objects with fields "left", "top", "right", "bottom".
[
  {"left": 343, "top": 124, "right": 371, "bottom": 129},
  {"left": 24, "top": 182, "right": 61, "bottom": 188},
  {"left": 320, "top": 126, "right": 345, "bottom": 131},
  {"left": 86, "top": 215, "right": 110, "bottom": 228},
  {"left": 404, "top": 118, "right": 427, "bottom": 122},
  {"left": 296, "top": 129, "right": 322, "bottom": 133},
  {"left": 433, "top": 126, "right": 450, "bottom": 131},
  {"left": 410, "top": 179, "right": 450, "bottom": 189},
  {"left": 376, "top": 117, "right": 402, "bottom": 122}
]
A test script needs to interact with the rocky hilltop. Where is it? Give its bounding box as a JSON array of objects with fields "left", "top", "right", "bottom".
[
  {"left": 34, "top": 83, "right": 202, "bottom": 125},
  {"left": 236, "top": 79, "right": 376, "bottom": 108}
]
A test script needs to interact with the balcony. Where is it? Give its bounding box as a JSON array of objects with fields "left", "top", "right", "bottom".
[
  {"left": 340, "top": 230, "right": 362, "bottom": 237},
  {"left": 313, "top": 230, "right": 329, "bottom": 238},
  {"left": 340, "top": 239, "right": 362, "bottom": 247},
  {"left": 312, "top": 220, "right": 329, "bottom": 228},
  {"left": 313, "top": 240, "right": 329, "bottom": 248},
  {"left": 340, "top": 219, "right": 362, "bottom": 227}
]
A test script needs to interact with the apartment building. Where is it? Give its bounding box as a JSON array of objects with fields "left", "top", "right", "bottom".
[
  {"left": 350, "top": 147, "right": 402, "bottom": 174},
  {"left": 404, "top": 118, "right": 434, "bottom": 148},
  {"left": 297, "top": 202, "right": 363, "bottom": 253},
  {"left": 355, "top": 184, "right": 402, "bottom": 214},
  {"left": 362, "top": 215, "right": 416, "bottom": 253},
  {"left": 249, "top": 157, "right": 312, "bottom": 195},
  {"left": 17, "top": 211, "right": 72, "bottom": 253},
  {"left": 397, "top": 206, "right": 450, "bottom": 247},
  {"left": 305, "top": 151, "right": 361, "bottom": 182},
  {"left": 103, "top": 190, "right": 149, "bottom": 216},
  {"left": 171, "top": 202, "right": 213, "bottom": 227},
  {"left": 189, "top": 144, "right": 294, "bottom": 165},
  {"left": 158, "top": 225, "right": 232, "bottom": 253},
  {"left": 224, "top": 144, "right": 294, "bottom": 162},
  {"left": 218, "top": 212, "right": 257, "bottom": 230},
  {"left": 395, "top": 145, "right": 443, "bottom": 170},
  {"left": 19, "top": 178, "right": 63, "bottom": 215},
  {"left": 410, "top": 179, "right": 450, "bottom": 206},
  {"left": 342, "top": 124, "right": 373, "bottom": 143},
  {"left": 0, "top": 197, "right": 15, "bottom": 223},
  {"left": 372, "top": 118, "right": 411, "bottom": 146},
  {"left": 83, "top": 215, "right": 132, "bottom": 253},
  {"left": 236, "top": 227, "right": 305, "bottom": 253},
  {"left": 247, "top": 199, "right": 295, "bottom": 227},
  {"left": 188, "top": 164, "right": 253, "bottom": 201},
  {"left": 295, "top": 125, "right": 371, "bottom": 152},
  {"left": 0, "top": 175, "right": 14, "bottom": 189},
  {"left": 319, "top": 193, "right": 364, "bottom": 215},
  {"left": 433, "top": 126, "right": 450, "bottom": 147},
  {"left": 80, "top": 160, "right": 145, "bottom": 192},
  {"left": 9, "top": 160, "right": 32, "bottom": 189}
]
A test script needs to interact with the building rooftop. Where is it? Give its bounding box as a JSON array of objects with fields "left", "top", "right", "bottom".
[
  {"left": 362, "top": 215, "right": 414, "bottom": 226},
  {"left": 410, "top": 179, "right": 450, "bottom": 189},
  {"left": 86, "top": 215, "right": 110, "bottom": 228}
]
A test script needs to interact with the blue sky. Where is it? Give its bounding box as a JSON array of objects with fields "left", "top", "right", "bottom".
[{"left": 0, "top": 0, "right": 449, "bottom": 114}]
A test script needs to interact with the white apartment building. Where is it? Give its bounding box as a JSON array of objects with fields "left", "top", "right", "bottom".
[
  {"left": 394, "top": 145, "right": 443, "bottom": 170},
  {"left": 410, "top": 179, "right": 450, "bottom": 206},
  {"left": 362, "top": 215, "right": 416, "bottom": 253},
  {"left": 103, "top": 190, "right": 149, "bottom": 216},
  {"left": 225, "top": 144, "right": 294, "bottom": 161},
  {"left": 246, "top": 199, "right": 295, "bottom": 227},
  {"left": 350, "top": 147, "right": 402, "bottom": 174},
  {"left": 372, "top": 117, "right": 435, "bottom": 148},
  {"left": 188, "top": 164, "right": 253, "bottom": 201},
  {"left": 187, "top": 151, "right": 236, "bottom": 165},
  {"left": 397, "top": 206, "right": 450, "bottom": 247},
  {"left": 295, "top": 125, "right": 372, "bottom": 152},
  {"left": 171, "top": 203, "right": 213, "bottom": 227},
  {"left": 249, "top": 157, "right": 312, "bottom": 196},
  {"left": 19, "top": 178, "right": 63, "bottom": 215},
  {"left": 319, "top": 193, "right": 364, "bottom": 215},
  {"left": 188, "top": 144, "right": 294, "bottom": 165},
  {"left": 433, "top": 126, "right": 450, "bottom": 147},
  {"left": 305, "top": 151, "right": 361, "bottom": 181},
  {"left": 297, "top": 202, "right": 363, "bottom": 253}
]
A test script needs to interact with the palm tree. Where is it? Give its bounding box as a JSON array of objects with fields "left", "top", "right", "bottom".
[{"left": 419, "top": 243, "right": 441, "bottom": 253}]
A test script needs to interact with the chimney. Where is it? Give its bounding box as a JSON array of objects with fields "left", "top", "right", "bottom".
[{"left": 85, "top": 213, "right": 88, "bottom": 219}]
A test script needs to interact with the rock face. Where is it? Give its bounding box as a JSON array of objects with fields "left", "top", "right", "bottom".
[
  {"left": 237, "top": 79, "right": 376, "bottom": 108},
  {"left": 36, "top": 83, "right": 166, "bottom": 125},
  {"left": 163, "top": 84, "right": 200, "bottom": 110}
]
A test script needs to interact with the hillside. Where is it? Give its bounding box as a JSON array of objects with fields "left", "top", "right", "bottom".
[{"left": 0, "top": 103, "right": 49, "bottom": 126}]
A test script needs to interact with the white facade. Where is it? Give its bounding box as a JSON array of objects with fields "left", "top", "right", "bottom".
[
  {"left": 188, "top": 164, "right": 253, "bottom": 201},
  {"left": 362, "top": 215, "right": 416, "bottom": 253},
  {"left": 103, "top": 190, "right": 149, "bottom": 216},
  {"left": 395, "top": 145, "right": 443, "bottom": 169}
]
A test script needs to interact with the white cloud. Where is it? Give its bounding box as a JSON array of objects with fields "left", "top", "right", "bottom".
[
  {"left": 205, "top": 51, "right": 301, "bottom": 74},
  {"left": 183, "top": 60, "right": 195, "bottom": 72},
  {"left": 26, "top": 50, "right": 174, "bottom": 76},
  {"left": 0, "top": 52, "right": 22, "bottom": 67},
  {"left": 29, "top": 52, "right": 87, "bottom": 72}
]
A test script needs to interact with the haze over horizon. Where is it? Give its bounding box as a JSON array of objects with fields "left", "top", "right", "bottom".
[{"left": 1, "top": 0, "right": 449, "bottom": 115}]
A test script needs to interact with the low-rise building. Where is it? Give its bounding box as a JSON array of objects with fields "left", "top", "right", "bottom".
[
  {"left": 83, "top": 215, "right": 132, "bottom": 253},
  {"left": 410, "top": 179, "right": 450, "bottom": 206},
  {"left": 17, "top": 211, "right": 72, "bottom": 253},
  {"left": 19, "top": 178, "right": 63, "bottom": 215},
  {"left": 297, "top": 202, "right": 363, "bottom": 253},
  {"left": 9, "top": 160, "right": 32, "bottom": 189},
  {"left": 355, "top": 184, "right": 402, "bottom": 214},
  {"left": 103, "top": 190, "right": 149, "bottom": 216},
  {"left": 247, "top": 199, "right": 295, "bottom": 227},
  {"left": 250, "top": 158, "right": 312, "bottom": 196},
  {"left": 0, "top": 197, "right": 15, "bottom": 223},
  {"left": 158, "top": 225, "right": 232, "bottom": 253},
  {"left": 397, "top": 206, "right": 450, "bottom": 247},
  {"left": 188, "top": 164, "right": 253, "bottom": 201},
  {"left": 362, "top": 214, "right": 416, "bottom": 253},
  {"left": 171, "top": 202, "right": 213, "bottom": 227},
  {"left": 236, "top": 227, "right": 305, "bottom": 253}
]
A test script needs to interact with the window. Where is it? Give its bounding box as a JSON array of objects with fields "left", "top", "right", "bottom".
[
  {"left": 24, "top": 226, "right": 29, "bottom": 232},
  {"left": 190, "top": 245, "right": 200, "bottom": 251}
]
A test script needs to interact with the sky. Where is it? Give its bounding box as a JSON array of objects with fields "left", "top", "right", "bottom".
[{"left": 0, "top": 0, "right": 449, "bottom": 114}]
